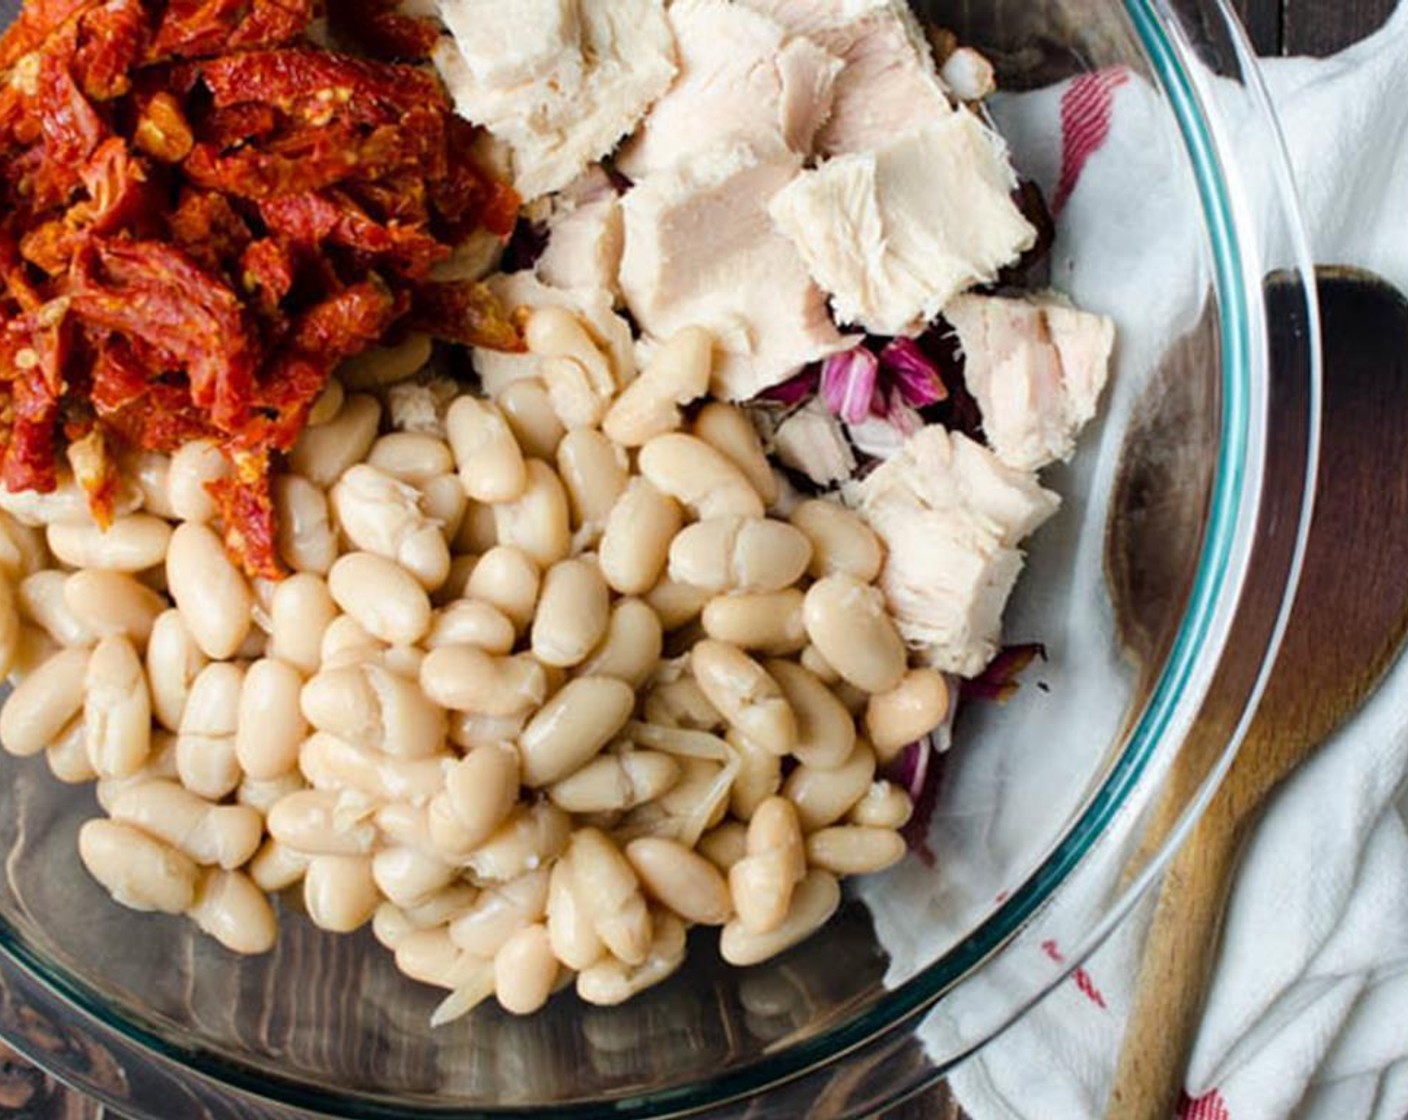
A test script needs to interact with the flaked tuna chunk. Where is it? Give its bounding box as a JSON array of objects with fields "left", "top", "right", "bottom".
[
  {"left": 844, "top": 426, "right": 1059, "bottom": 676},
  {"left": 945, "top": 292, "right": 1115, "bottom": 471},
  {"left": 620, "top": 143, "right": 851, "bottom": 401},
  {"left": 472, "top": 272, "right": 634, "bottom": 398},
  {"left": 617, "top": 0, "right": 842, "bottom": 179},
  {"left": 740, "top": 0, "right": 952, "bottom": 155},
  {"left": 773, "top": 399, "right": 857, "bottom": 486},
  {"left": 536, "top": 169, "right": 625, "bottom": 299},
  {"left": 770, "top": 113, "right": 1037, "bottom": 336},
  {"left": 433, "top": 0, "right": 676, "bottom": 200}
]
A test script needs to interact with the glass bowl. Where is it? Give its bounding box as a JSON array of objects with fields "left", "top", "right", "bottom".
[{"left": 0, "top": 0, "right": 1319, "bottom": 1116}]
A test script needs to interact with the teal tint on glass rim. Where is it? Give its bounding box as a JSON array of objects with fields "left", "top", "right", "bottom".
[{"left": 0, "top": 0, "right": 1320, "bottom": 1117}]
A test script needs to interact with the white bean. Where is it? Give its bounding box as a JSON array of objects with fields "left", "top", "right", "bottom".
[
  {"left": 464, "top": 545, "right": 540, "bottom": 632},
  {"left": 330, "top": 465, "right": 450, "bottom": 591},
  {"left": 420, "top": 646, "right": 547, "bottom": 717},
  {"left": 449, "top": 869, "right": 549, "bottom": 958},
  {"left": 789, "top": 499, "right": 884, "bottom": 582},
  {"left": 701, "top": 589, "right": 806, "bottom": 655},
  {"left": 453, "top": 501, "right": 498, "bottom": 556},
  {"left": 569, "top": 828, "right": 651, "bottom": 967},
  {"left": 79, "top": 818, "right": 199, "bottom": 914},
  {"left": 328, "top": 552, "right": 432, "bottom": 646},
  {"left": 268, "top": 789, "right": 378, "bottom": 856},
  {"left": 720, "top": 870, "right": 840, "bottom": 966},
  {"left": 303, "top": 853, "right": 380, "bottom": 932},
  {"left": 598, "top": 479, "right": 682, "bottom": 596},
  {"left": 547, "top": 854, "right": 605, "bottom": 970},
  {"left": 187, "top": 868, "right": 277, "bottom": 954},
  {"left": 424, "top": 600, "right": 516, "bottom": 653},
  {"left": 802, "top": 575, "right": 907, "bottom": 694},
  {"left": 63, "top": 570, "right": 165, "bottom": 647},
  {"left": 667, "top": 517, "right": 812, "bottom": 594},
  {"left": 249, "top": 839, "right": 311, "bottom": 892},
  {"left": 644, "top": 578, "right": 713, "bottom": 631},
  {"left": 492, "top": 460, "right": 570, "bottom": 568},
  {"left": 805, "top": 826, "right": 906, "bottom": 875},
  {"left": 338, "top": 334, "right": 432, "bottom": 390},
  {"left": 865, "top": 668, "right": 951, "bottom": 760},
  {"left": 288, "top": 393, "right": 381, "bottom": 488},
  {"left": 462, "top": 801, "right": 570, "bottom": 883},
  {"left": 782, "top": 742, "right": 877, "bottom": 831},
  {"left": 556, "top": 429, "right": 628, "bottom": 539},
  {"left": 168, "top": 440, "right": 230, "bottom": 523},
  {"left": 638, "top": 434, "right": 764, "bottom": 520},
  {"left": 47, "top": 720, "right": 96, "bottom": 784},
  {"left": 765, "top": 660, "right": 856, "bottom": 771},
  {"left": 728, "top": 796, "right": 805, "bottom": 934},
  {"left": 496, "top": 378, "right": 566, "bottom": 462},
  {"left": 0, "top": 646, "right": 90, "bottom": 757},
  {"left": 145, "top": 610, "right": 206, "bottom": 734},
  {"left": 307, "top": 379, "right": 344, "bottom": 427},
  {"left": 523, "top": 307, "right": 616, "bottom": 399},
  {"left": 235, "top": 658, "right": 307, "bottom": 779},
  {"left": 176, "top": 662, "right": 244, "bottom": 800},
  {"left": 577, "top": 599, "right": 663, "bottom": 688},
  {"left": 547, "top": 750, "right": 679, "bottom": 814},
  {"left": 446, "top": 396, "right": 527, "bottom": 503},
  {"left": 518, "top": 677, "right": 636, "bottom": 787},
  {"left": 0, "top": 473, "right": 139, "bottom": 527},
  {"left": 848, "top": 780, "right": 914, "bottom": 830},
  {"left": 602, "top": 327, "right": 712, "bottom": 447},
  {"left": 689, "top": 641, "right": 796, "bottom": 757},
  {"left": 626, "top": 837, "right": 731, "bottom": 926},
  {"left": 728, "top": 730, "right": 782, "bottom": 821},
  {"left": 166, "top": 522, "right": 252, "bottom": 659},
  {"left": 301, "top": 661, "right": 446, "bottom": 759},
  {"left": 692, "top": 402, "right": 778, "bottom": 505},
  {"left": 0, "top": 510, "right": 50, "bottom": 578},
  {"left": 420, "top": 474, "right": 467, "bottom": 543},
  {"left": 19, "top": 571, "right": 96, "bottom": 647},
  {"left": 299, "top": 732, "right": 447, "bottom": 805},
  {"left": 494, "top": 923, "right": 558, "bottom": 1015},
  {"left": 373, "top": 846, "right": 458, "bottom": 910},
  {"left": 109, "top": 780, "right": 263, "bottom": 868},
  {"left": 368, "top": 432, "right": 455, "bottom": 485},
  {"left": 441, "top": 744, "right": 520, "bottom": 850},
  {"left": 531, "top": 558, "right": 609, "bottom": 668},
  {"left": 84, "top": 635, "right": 151, "bottom": 778},
  {"left": 577, "top": 911, "right": 686, "bottom": 1006},
  {"left": 273, "top": 474, "right": 338, "bottom": 575},
  {"left": 269, "top": 573, "right": 337, "bottom": 674},
  {"left": 47, "top": 515, "right": 171, "bottom": 572},
  {"left": 237, "top": 770, "right": 306, "bottom": 815}
]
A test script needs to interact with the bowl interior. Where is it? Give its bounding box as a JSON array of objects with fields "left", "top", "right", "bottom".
[{"left": 0, "top": 2, "right": 1265, "bottom": 1116}]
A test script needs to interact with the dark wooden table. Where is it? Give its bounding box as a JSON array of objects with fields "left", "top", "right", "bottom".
[{"left": 0, "top": 2, "right": 1392, "bottom": 1118}]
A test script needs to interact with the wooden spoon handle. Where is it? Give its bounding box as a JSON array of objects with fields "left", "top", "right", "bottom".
[{"left": 1104, "top": 796, "right": 1248, "bottom": 1120}]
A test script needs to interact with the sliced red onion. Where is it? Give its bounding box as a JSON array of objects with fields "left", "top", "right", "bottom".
[
  {"left": 885, "top": 392, "right": 925, "bottom": 437},
  {"left": 820, "top": 346, "right": 880, "bottom": 424},
  {"left": 758, "top": 368, "right": 819, "bottom": 407},
  {"left": 881, "top": 338, "right": 949, "bottom": 407},
  {"left": 888, "top": 739, "right": 932, "bottom": 804}
]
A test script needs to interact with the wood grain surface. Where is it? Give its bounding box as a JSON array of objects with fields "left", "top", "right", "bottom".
[{"left": 0, "top": 4, "right": 1387, "bottom": 1119}]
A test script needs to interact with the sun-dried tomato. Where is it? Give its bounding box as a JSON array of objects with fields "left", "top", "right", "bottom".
[
  {"left": 72, "top": 0, "right": 148, "bottom": 100},
  {"left": 168, "top": 188, "right": 251, "bottom": 272},
  {"left": 207, "top": 450, "right": 280, "bottom": 578},
  {"left": 0, "top": 0, "right": 520, "bottom": 576},
  {"left": 133, "top": 90, "right": 193, "bottom": 161},
  {"left": 326, "top": 0, "right": 439, "bottom": 61},
  {"left": 70, "top": 238, "right": 258, "bottom": 430},
  {"left": 408, "top": 280, "right": 524, "bottom": 352}
]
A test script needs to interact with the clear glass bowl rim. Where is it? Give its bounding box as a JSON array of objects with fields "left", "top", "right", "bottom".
[{"left": 0, "top": 1, "right": 1319, "bottom": 1116}]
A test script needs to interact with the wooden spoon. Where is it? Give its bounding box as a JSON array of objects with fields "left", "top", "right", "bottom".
[{"left": 1105, "top": 269, "right": 1408, "bottom": 1119}]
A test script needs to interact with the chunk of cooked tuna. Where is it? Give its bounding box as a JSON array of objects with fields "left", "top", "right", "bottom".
[
  {"left": 945, "top": 292, "right": 1115, "bottom": 471},
  {"left": 770, "top": 113, "right": 1036, "bottom": 336},
  {"left": 844, "top": 426, "right": 1059, "bottom": 676},
  {"left": 740, "top": 0, "right": 951, "bottom": 155},
  {"left": 536, "top": 169, "right": 625, "bottom": 298},
  {"left": 620, "top": 143, "right": 850, "bottom": 400},
  {"left": 772, "top": 399, "right": 857, "bottom": 486},
  {"left": 472, "top": 272, "right": 635, "bottom": 397},
  {"left": 617, "top": 0, "right": 842, "bottom": 179},
  {"left": 433, "top": 0, "right": 676, "bottom": 200}
]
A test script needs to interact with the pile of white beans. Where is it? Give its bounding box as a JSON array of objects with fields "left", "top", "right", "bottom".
[{"left": 0, "top": 307, "right": 952, "bottom": 1022}]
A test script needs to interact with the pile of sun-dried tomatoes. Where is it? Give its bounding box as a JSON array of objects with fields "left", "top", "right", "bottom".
[{"left": 0, "top": 0, "right": 521, "bottom": 576}]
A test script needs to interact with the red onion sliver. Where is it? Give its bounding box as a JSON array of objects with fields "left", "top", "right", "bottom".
[
  {"left": 758, "top": 368, "right": 819, "bottom": 406},
  {"left": 886, "top": 393, "right": 925, "bottom": 437},
  {"left": 881, "top": 338, "right": 949, "bottom": 407},
  {"left": 821, "top": 347, "right": 879, "bottom": 425}
]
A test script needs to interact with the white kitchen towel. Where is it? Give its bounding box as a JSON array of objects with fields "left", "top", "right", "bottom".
[{"left": 943, "top": 7, "right": 1408, "bottom": 1120}]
